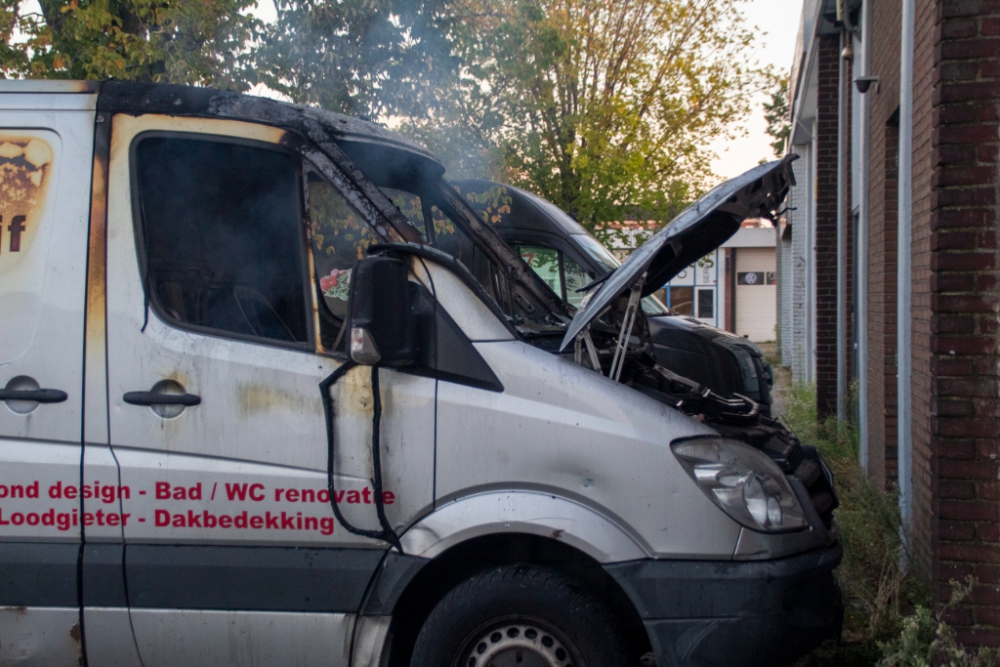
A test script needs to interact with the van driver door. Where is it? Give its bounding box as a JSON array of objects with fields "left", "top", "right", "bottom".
[{"left": 103, "top": 113, "right": 435, "bottom": 667}]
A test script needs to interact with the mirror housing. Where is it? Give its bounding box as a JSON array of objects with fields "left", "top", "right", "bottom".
[{"left": 346, "top": 255, "right": 417, "bottom": 367}]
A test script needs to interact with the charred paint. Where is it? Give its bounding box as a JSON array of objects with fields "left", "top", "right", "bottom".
[
  {"left": 341, "top": 365, "right": 375, "bottom": 416},
  {"left": 238, "top": 384, "right": 322, "bottom": 417},
  {"left": 0, "top": 135, "right": 53, "bottom": 265},
  {"left": 85, "top": 120, "right": 109, "bottom": 352}
]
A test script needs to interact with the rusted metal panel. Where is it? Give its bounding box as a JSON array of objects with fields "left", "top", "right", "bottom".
[
  {"left": 85, "top": 111, "right": 111, "bottom": 446},
  {"left": 0, "top": 606, "right": 81, "bottom": 666}
]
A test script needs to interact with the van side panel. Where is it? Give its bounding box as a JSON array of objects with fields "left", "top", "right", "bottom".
[
  {"left": 127, "top": 609, "right": 353, "bottom": 667},
  {"left": 0, "top": 607, "right": 82, "bottom": 666},
  {"left": 0, "top": 93, "right": 97, "bottom": 667},
  {"left": 0, "top": 111, "right": 90, "bottom": 444}
]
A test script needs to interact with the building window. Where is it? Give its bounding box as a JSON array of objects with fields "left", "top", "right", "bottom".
[{"left": 698, "top": 288, "right": 714, "bottom": 319}]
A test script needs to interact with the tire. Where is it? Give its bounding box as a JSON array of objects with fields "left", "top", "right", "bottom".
[{"left": 410, "top": 565, "right": 631, "bottom": 667}]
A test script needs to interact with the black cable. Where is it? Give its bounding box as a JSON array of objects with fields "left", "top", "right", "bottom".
[
  {"left": 319, "top": 360, "right": 403, "bottom": 552},
  {"left": 369, "top": 366, "right": 402, "bottom": 551}
]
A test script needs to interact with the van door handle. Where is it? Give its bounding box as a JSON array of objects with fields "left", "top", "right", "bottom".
[
  {"left": 123, "top": 392, "right": 201, "bottom": 407},
  {"left": 0, "top": 389, "right": 68, "bottom": 403}
]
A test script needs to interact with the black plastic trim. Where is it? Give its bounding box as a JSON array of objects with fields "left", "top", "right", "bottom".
[
  {"left": 82, "top": 543, "right": 128, "bottom": 607},
  {"left": 0, "top": 389, "right": 68, "bottom": 403},
  {"left": 605, "top": 544, "right": 843, "bottom": 667},
  {"left": 360, "top": 551, "right": 429, "bottom": 616},
  {"left": 122, "top": 392, "right": 200, "bottom": 407},
  {"left": 0, "top": 543, "right": 79, "bottom": 607},
  {"left": 369, "top": 243, "right": 518, "bottom": 338},
  {"left": 124, "top": 544, "right": 385, "bottom": 612}
]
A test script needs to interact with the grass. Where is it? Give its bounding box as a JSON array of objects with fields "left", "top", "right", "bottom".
[{"left": 777, "top": 381, "right": 929, "bottom": 666}]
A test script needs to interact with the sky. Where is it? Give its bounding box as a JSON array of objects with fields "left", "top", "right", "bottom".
[{"left": 707, "top": 0, "right": 805, "bottom": 179}]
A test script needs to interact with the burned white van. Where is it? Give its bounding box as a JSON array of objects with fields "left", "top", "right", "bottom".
[{"left": 0, "top": 80, "right": 841, "bottom": 667}]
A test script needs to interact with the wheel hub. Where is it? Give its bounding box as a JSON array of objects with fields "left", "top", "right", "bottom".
[{"left": 462, "top": 622, "right": 576, "bottom": 667}]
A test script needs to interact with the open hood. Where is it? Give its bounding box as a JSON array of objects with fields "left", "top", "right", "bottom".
[{"left": 559, "top": 155, "right": 797, "bottom": 351}]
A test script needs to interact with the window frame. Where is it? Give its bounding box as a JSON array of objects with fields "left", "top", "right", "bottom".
[{"left": 129, "top": 130, "right": 317, "bottom": 353}]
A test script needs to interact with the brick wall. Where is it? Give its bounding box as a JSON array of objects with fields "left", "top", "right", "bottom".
[
  {"left": 866, "top": 0, "right": 902, "bottom": 489},
  {"left": 926, "top": 0, "right": 1000, "bottom": 645},
  {"left": 911, "top": 0, "right": 937, "bottom": 583},
  {"left": 816, "top": 35, "right": 843, "bottom": 416}
]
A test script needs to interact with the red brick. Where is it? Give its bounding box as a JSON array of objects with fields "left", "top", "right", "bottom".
[
  {"left": 941, "top": 519, "right": 977, "bottom": 541},
  {"left": 979, "top": 523, "right": 1000, "bottom": 542},
  {"left": 939, "top": 459, "right": 997, "bottom": 481},
  {"left": 940, "top": 543, "right": 1000, "bottom": 563},
  {"left": 932, "top": 230, "right": 977, "bottom": 250},
  {"left": 936, "top": 418, "right": 1000, "bottom": 439},
  {"left": 934, "top": 165, "right": 998, "bottom": 187},
  {"left": 939, "top": 500, "right": 1000, "bottom": 520},
  {"left": 940, "top": 38, "right": 1000, "bottom": 59},
  {"left": 931, "top": 273, "right": 976, "bottom": 291},
  {"left": 932, "top": 314, "right": 977, "bottom": 333},
  {"left": 941, "top": 0, "right": 1000, "bottom": 17},
  {"left": 932, "top": 294, "right": 998, "bottom": 313},
  {"left": 941, "top": 17, "right": 980, "bottom": 39},
  {"left": 936, "top": 143, "right": 978, "bottom": 164},
  {"left": 933, "top": 397, "right": 977, "bottom": 416},
  {"left": 931, "top": 336, "right": 998, "bottom": 355},
  {"left": 939, "top": 480, "right": 978, "bottom": 499},
  {"left": 931, "top": 357, "right": 976, "bottom": 375},
  {"left": 955, "top": 628, "right": 1000, "bottom": 648},
  {"left": 984, "top": 17, "right": 1000, "bottom": 35},
  {"left": 974, "top": 607, "right": 1000, "bottom": 628},
  {"left": 931, "top": 252, "right": 995, "bottom": 271},
  {"left": 935, "top": 186, "right": 997, "bottom": 207},
  {"left": 935, "top": 124, "right": 1000, "bottom": 145}
]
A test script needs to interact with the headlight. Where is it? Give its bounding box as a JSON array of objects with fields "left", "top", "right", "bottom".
[{"left": 671, "top": 438, "right": 807, "bottom": 533}]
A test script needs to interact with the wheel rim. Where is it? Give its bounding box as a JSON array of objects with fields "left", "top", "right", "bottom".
[{"left": 457, "top": 618, "right": 580, "bottom": 667}]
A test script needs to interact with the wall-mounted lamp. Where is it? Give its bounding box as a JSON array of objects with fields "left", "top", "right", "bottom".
[{"left": 854, "top": 76, "right": 880, "bottom": 94}]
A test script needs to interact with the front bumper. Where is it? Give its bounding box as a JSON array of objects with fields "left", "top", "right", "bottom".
[{"left": 605, "top": 542, "right": 843, "bottom": 667}]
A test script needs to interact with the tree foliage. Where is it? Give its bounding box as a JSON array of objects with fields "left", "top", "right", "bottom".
[
  {"left": 407, "top": 0, "right": 766, "bottom": 238},
  {"left": 0, "top": 0, "right": 258, "bottom": 87},
  {"left": 763, "top": 72, "right": 790, "bottom": 158},
  {"left": 254, "top": 0, "right": 461, "bottom": 118}
]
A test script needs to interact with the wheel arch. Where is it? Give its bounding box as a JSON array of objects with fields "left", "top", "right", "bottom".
[{"left": 380, "top": 492, "right": 654, "bottom": 667}]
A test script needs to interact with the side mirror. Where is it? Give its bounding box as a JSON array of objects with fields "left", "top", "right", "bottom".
[{"left": 346, "top": 255, "right": 417, "bottom": 367}]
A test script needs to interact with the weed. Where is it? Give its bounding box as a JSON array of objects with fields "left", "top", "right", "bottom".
[
  {"left": 780, "top": 382, "right": 928, "bottom": 666},
  {"left": 877, "top": 577, "right": 999, "bottom": 667}
]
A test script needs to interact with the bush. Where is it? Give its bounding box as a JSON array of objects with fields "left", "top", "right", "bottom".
[
  {"left": 878, "top": 577, "right": 999, "bottom": 667},
  {"left": 780, "top": 382, "right": 928, "bottom": 666}
]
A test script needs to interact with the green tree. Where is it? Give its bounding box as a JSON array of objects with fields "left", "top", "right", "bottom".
[
  {"left": 254, "top": 0, "right": 461, "bottom": 119},
  {"left": 763, "top": 72, "right": 790, "bottom": 158},
  {"left": 0, "top": 0, "right": 258, "bottom": 87},
  {"left": 408, "top": 0, "right": 767, "bottom": 239}
]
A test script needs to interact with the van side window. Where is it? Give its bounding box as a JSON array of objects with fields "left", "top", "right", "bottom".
[
  {"left": 516, "top": 244, "right": 592, "bottom": 307},
  {"left": 308, "top": 171, "right": 389, "bottom": 350},
  {"left": 134, "top": 136, "right": 309, "bottom": 345}
]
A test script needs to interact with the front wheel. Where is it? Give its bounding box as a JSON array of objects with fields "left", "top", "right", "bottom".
[{"left": 410, "top": 565, "right": 631, "bottom": 667}]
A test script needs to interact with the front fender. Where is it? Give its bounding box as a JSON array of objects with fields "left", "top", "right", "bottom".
[{"left": 399, "top": 490, "right": 649, "bottom": 563}]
